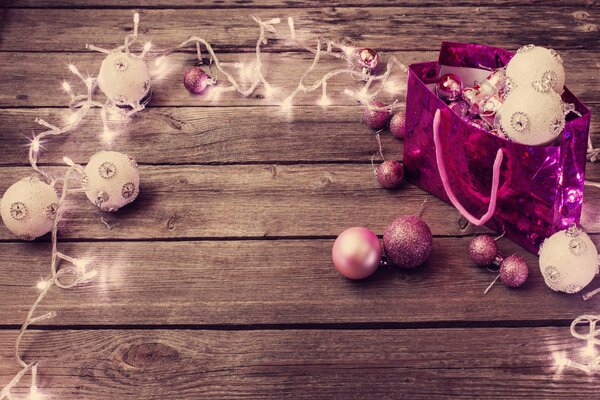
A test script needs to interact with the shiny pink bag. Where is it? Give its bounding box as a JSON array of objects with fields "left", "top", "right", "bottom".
[{"left": 404, "top": 42, "right": 591, "bottom": 253}]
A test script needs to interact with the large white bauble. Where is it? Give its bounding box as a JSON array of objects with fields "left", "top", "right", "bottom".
[
  {"left": 506, "top": 45, "right": 565, "bottom": 94},
  {"left": 496, "top": 86, "right": 565, "bottom": 145},
  {"left": 539, "top": 227, "right": 599, "bottom": 294},
  {"left": 97, "top": 51, "right": 151, "bottom": 107},
  {"left": 83, "top": 151, "right": 140, "bottom": 212},
  {"left": 0, "top": 176, "right": 59, "bottom": 240}
]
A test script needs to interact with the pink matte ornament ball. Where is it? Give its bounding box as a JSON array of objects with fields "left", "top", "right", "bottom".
[
  {"left": 363, "top": 102, "right": 391, "bottom": 130},
  {"left": 183, "top": 66, "right": 211, "bottom": 94},
  {"left": 499, "top": 254, "right": 529, "bottom": 288},
  {"left": 376, "top": 160, "right": 404, "bottom": 189},
  {"left": 332, "top": 227, "right": 382, "bottom": 279},
  {"left": 389, "top": 112, "right": 406, "bottom": 139},
  {"left": 436, "top": 73, "right": 463, "bottom": 103},
  {"left": 469, "top": 235, "right": 498, "bottom": 266},
  {"left": 383, "top": 216, "right": 432, "bottom": 268}
]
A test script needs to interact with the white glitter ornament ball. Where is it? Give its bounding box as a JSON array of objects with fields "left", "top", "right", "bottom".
[
  {"left": 0, "top": 176, "right": 59, "bottom": 240},
  {"left": 83, "top": 151, "right": 140, "bottom": 212},
  {"left": 506, "top": 45, "right": 565, "bottom": 94},
  {"left": 539, "top": 226, "right": 599, "bottom": 294},
  {"left": 496, "top": 86, "right": 565, "bottom": 145},
  {"left": 97, "top": 51, "right": 151, "bottom": 107}
]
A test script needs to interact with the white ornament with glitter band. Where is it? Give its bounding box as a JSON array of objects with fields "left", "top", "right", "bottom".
[
  {"left": 0, "top": 176, "right": 59, "bottom": 240},
  {"left": 496, "top": 86, "right": 565, "bottom": 145},
  {"left": 97, "top": 51, "right": 152, "bottom": 108},
  {"left": 83, "top": 151, "right": 140, "bottom": 212},
  {"left": 506, "top": 45, "right": 565, "bottom": 94},
  {"left": 539, "top": 226, "right": 599, "bottom": 294}
]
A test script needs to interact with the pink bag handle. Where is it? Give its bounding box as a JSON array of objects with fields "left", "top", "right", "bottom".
[{"left": 433, "top": 109, "right": 504, "bottom": 226}]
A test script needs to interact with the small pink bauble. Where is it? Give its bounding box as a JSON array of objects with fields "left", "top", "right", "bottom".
[
  {"left": 332, "top": 227, "right": 382, "bottom": 279},
  {"left": 469, "top": 235, "right": 498, "bottom": 266},
  {"left": 355, "top": 48, "right": 379, "bottom": 71},
  {"left": 363, "top": 101, "right": 391, "bottom": 130},
  {"left": 183, "top": 66, "right": 211, "bottom": 94},
  {"left": 499, "top": 254, "right": 529, "bottom": 287},
  {"left": 448, "top": 101, "right": 470, "bottom": 119},
  {"left": 383, "top": 216, "right": 432, "bottom": 269},
  {"left": 389, "top": 112, "right": 406, "bottom": 139},
  {"left": 436, "top": 73, "right": 463, "bottom": 102},
  {"left": 376, "top": 160, "right": 404, "bottom": 189}
]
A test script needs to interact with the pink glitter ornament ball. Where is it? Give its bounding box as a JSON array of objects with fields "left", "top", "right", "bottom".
[
  {"left": 355, "top": 48, "right": 379, "bottom": 71},
  {"left": 363, "top": 102, "right": 391, "bottom": 130},
  {"left": 436, "top": 73, "right": 463, "bottom": 103},
  {"left": 389, "top": 112, "right": 406, "bottom": 139},
  {"left": 383, "top": 216, "right": 432, "bottom": 268},
  {"left": 376, "top": 160, "right": 404, "bottom": 189},
  {"left": 183, "top": 66, "right": 211, "bottom": 94},
  {"left": 332, "top": 227, "right": 382, "bottom": 280},
  {"left": 469, "top": 235, "right": 498, "bottom": 266},
  {"left": 499, "top": 254, "right": 529, "bottom": 287}
]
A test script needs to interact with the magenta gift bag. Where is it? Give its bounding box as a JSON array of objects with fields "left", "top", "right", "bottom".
[{"left": 404, "top": 42, "right": 591, "bottom": 253}]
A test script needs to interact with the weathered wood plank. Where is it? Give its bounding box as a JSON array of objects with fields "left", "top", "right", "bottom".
[
  {"left": 0, "top": 164, "right": 598, "bottom": 241},
  {"left": 3, "top": 0, "right": 598, "bottom": 8},
  {"left": 0, "top": 51, "right": 598, "bottom": 107},
  {"left": 0, "top": 8, "right": 597, "bottom": 52},
  {"left": 0, "top": 327, "right": 595, "bottom": 399},
  {"left": 0, "top": 237, "right": 598, "bottom": 325},
  {"left": 1, "top": 104, "right": 599, "bottom": 166}
]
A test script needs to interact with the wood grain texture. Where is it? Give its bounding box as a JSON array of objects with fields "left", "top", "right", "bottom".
[
  {"left": 0, "top": 237, "right": 598, "bottom": 325},
  {"left": 3, "top": 0, "right": 599, "bottom": 8},
  {"left": 0, "top": 164, "right": 598, "bottom": 241},
  {"left": 0, "top": 327, "right": 596, "bottom": 399},
  {"left": 1, "top": 51, "right": 600, "bottom": 107},
  {"left": 0, "top": 8, "right": 598, "bottom": 52}
]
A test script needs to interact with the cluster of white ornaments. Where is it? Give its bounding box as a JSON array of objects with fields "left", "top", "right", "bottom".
[
  {"left": 83, "top": 151, "right": 140, "bottom": 212},
  {"left": 497, "top": 45, "right": 567, "bottom": 145},
  {"left": 539, "top": 226, "right": 599, "bottom": 294},
  {"left": 97, "top": 51, "right": 152, "bottom": 108},
  {"left": 0, "top": 151, "right": 140, "bottom": 240}
]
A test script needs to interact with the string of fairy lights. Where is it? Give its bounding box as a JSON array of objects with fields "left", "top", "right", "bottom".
[{"left": 0, "top": 11, "right": 598, "bottom": 399}]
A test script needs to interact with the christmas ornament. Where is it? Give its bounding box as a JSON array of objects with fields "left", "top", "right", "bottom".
[
  {"left": 183, "top": 66, "right": 213, "bottom": 94},
  {"left": 435, "top": 73, "right": 463, "bottom": 102},
  {"left": 448, "top": 101, "right": 470, "bottom": 120},
  {"left": 354, "top": 48, "right": 379, "bottom": 71},
  {"left": 499, "top": 254, "right": 529, "bottom": 287},
  {"left": 383, "top": 216, "right": 432, "bottom": 268},
  {"left": 376, "top": 160, "right": 404, "bottom": 189},
  {"left": 389, "top": 111, "right": 406, "bottom": 139},
  {"left": 97, "top": 50, "right": 152, "bottom": 109},
  {"left": 506, "top": 45, "right": 565, "bottom": 94},
  {"left": 469, "top": 235, "right": 498, "bottom": 267},
  {"left": 0, "top": 176, "right": 59, "bottom": 240},
  {"left": 332, "top": 227, "right": 381, "bottom": 280},
  {"left": 539, "top": 226, "right": 599, "bottom": 294},
  {"left": 83, "top": 151, "right": 140, "bottom": 212},
  {"left": 496, "top": 86, "right": 565, "bottom": 145},
  {"left": 363, "top": 101, "right": 391, "bottom": 130}
]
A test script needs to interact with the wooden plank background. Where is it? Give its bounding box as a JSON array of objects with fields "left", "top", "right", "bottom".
[{"left": 0, "top": 1, "right": 599, "bottom": 398}]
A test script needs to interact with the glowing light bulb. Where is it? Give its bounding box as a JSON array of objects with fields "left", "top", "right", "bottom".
[
  {"left": 581, "top": 341, "right": 597, "bottom": 358},
  {"left": 154, "top": 56, "right": 165, "bottom": 67},
  {"left": 141, "top": 42, "right": 152, "bottom": 57},
  {"left": 318, "top": 95, "right": 332, "bottom": 108},
  {"left": 62, "top": 81, "right": 72, "bottom": 93},
  {"left": 31, "top": 138, "right": 40, "bottom": 152},
  {"left": 74, "top": 258, "right": 90, "bottom": 272},
  {"left": 102, "top": 128, "right": 117, "bottom": 143},
  {"left": 29, "top": 386, "right": 43, "bottom": 400},
  {"left": 280, "top": 98, "right": 292, "bottom": 112},
  {"left": 65, "top": 112, "right": 79, "bottom": 125},
  {"left": 68, "top": 64, "right": 79, "bottom": 75},
  {"left": 63, "top": 156, "right": 75, "bottom": 166},
  {"left": 37, "top": 280, "right": 50, "bottom": 290}
]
